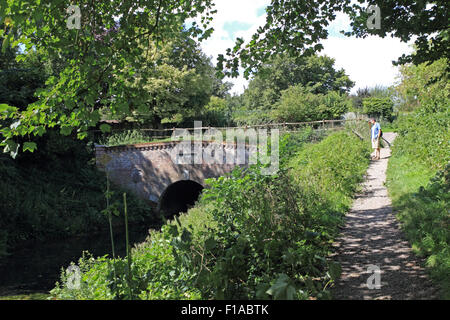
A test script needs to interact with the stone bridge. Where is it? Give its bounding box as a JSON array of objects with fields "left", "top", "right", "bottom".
[{"left": 95, "top": 141, "right": 259, "bottom": 216}]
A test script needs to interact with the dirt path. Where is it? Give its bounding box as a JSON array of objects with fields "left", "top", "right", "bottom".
[{"left": 330, "top": 132, "right": 439, "bottom": 300}]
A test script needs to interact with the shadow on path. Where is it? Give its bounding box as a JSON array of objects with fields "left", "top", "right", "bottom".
[{"left": 330, "top": 132, "right": 439, "bottom": 300}]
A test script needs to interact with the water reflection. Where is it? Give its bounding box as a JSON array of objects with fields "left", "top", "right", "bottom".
[{"left": 0, "top": 226, "right": 151, "bottom": 296}]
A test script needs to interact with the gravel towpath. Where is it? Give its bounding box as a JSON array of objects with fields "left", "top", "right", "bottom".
[{"left": 330, "top": 132, "right": 439, "bottom": 299}]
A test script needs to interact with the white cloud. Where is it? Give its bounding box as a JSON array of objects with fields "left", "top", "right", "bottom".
[
  {"left": 327, "top": 11, "right": 352, "bottom": 38},
  {"left": 321, "top": 36, "right": 414, "bottom": 94},
  {"left": 320, "top": 11, "right": 415, "bottom": 94},
  {"left": 197, "top": 0, "right": 269, "bottom": 57},
  {"left": 197, "top": 2, "right": 415, "bottom": 95},
  {"left": 195, "top": 0, "right": 269, "bottom": 94}
]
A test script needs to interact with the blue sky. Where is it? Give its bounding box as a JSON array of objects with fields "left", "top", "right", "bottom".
[
  {"left": 197, "top": 0, "right": 413, "bottom": 95},
  {"left": 256, "top": 6, "right": 267, "bottom": 17},
  {"left": 223, "top": 21, "right": 253, "bottom": 40}
]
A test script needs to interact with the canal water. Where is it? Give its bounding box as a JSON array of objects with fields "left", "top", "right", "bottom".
[{"left": 0, "top": 226, "right": 152, "bottom": 297}]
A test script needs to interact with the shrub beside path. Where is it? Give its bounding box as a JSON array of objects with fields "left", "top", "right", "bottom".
[{"left": 330, "top": 132, "right": 439, "bottom": 299}]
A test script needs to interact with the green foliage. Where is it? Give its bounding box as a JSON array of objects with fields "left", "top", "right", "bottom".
[
  {"left": 50, "top": 128, "right": 371, "bottom": 300},
  {"left": 288, "top": 131, "right": 371, "bottom": 215},
  {"left": 393, "top": 110, "right": 449, "bottom": 171},
  {"left": 219, "top": 0, "right": 449, "bottom": 78},
  {"left": 387, "top": 156, "right": 450, "bottom": 299},
  {"left": 126, "top": 32, "right": 223, "bottom": 126},
  {"left": 387, "top": 69, "right": 449, "bottom": 298},
  {"left": 196, "top": 168, "right": 312, "bottom": 299},
  {"left": 395, "top": 58, "right": 449, "bottom": 113},
  {"left": 362, "top": 96, "right": 394, "bottom": 121},
  {"left": 348, "top": 1, "right": 449, "bottom": 68},
  {"left": 195, "top": 96, "right": 234, "bottom": 127},
  {"left": 344, "top": 118, "right": 372, "bottom": 141},
  {"left": 217, "top": 0, "right": 353, "bottom": 78},
  {"left": 0, "top": 293, "right": 50, "bottom": 300},
  {"left": 233, "top": 54, "right": 354, "bottom": 125},
  {"left": 0, "top": 26, "right": 231, "bottom": 152},
  {"left": 2, "top": 1, "right": 447, "bottom": 153},
  {"left": 1, "top": 0, "right": 217, "bottom": 152},
  {"left": 98, "top": 130, "right": 158, "bottom": 147},
  {"left": 350, "top": 85, "right": 394, "bottom": 114},
  {"left": 272, "top": 85, "right": 352, "bottom": 123},
  {"left": 0, "top": 131, "right": 156, "bottom": 256},
  {"left": 0, "top": 45, "right": 49, "bottom": 110},
  {"left": 50, "top": 233, "right": 202, "bottom": 300}
]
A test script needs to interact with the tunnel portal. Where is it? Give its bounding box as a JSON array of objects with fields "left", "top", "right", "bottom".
[{"left": 158, "top": 180, "right": 204, "bottom": 218}]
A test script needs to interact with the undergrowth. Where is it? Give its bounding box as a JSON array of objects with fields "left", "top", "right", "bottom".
[
  {"left": 386, "top": 108, "right": 450, "bottom": 299},
  {"left": 0, "top": 131, "right": 158, "bottom": 260},
  {"left": 50, "top": 128, "right": 370, "bottom": 300}
]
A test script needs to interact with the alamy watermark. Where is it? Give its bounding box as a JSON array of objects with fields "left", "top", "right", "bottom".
[
  {"left": 169, "top": 121, "right": 279, "bottom": 176},
  {"left": 66, "top": 5, "right": 81, "bottom": 30},
  {"left": 366, "top": 264, "right": 381, "bottom": 289},
  {"left": 65, "top": 265, "right": 81, "bottom": 289},
  {"left": 66, "top": 5, "right": 381, "bottom": 31},
  {"left": 367, "top": 5, "right": 381, "bottom": 30}
]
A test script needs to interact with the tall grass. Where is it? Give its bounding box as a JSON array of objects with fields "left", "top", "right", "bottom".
[
  {"left": 50, "top": 129, "right": 371, "bottom": 300},
  {"left": 123, "top": 193, "right": 133, "bottom": 299},
  {"left": 386, "top": 110, "right": 450, "bottom": 299}
]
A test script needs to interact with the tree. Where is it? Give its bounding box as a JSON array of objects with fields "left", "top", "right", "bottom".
[
  {"left": 0, "top": 46, "right": 50, "bottom": 110},
  {"left": 350, "top": 85, "right": 393, "bottom": 113},
  {"left": 393, "top": 58, "right": 449, "bottom": 169},
  {"left": 350, "top": 87, "right": 371, "bottom": 113},
  {"left": 217, "top": 0, "right": 352, "bottom": 78},
  {"left": 347, "top": 1, "right": 449, "bottom": 68},
  {"left": 362, "top": 96, "right": 394, "bottom": 121},
  {"left": 235, "top": 53, "right": 353, "bottom": 124},
  {"left": 395, "top": 58, "right": 449, "bottom": 113},
  {"left": 196, "top": 96, "right": 232, "bottom": 127},
  {"left": 218, "top": 0, "right": 449, "bottom": 78},
  {"left": 1, "top": 0, "right": 216, "bottom": 154},
  {"left": 119, "top": 31, "right": 224, "bottom": 127},
  {"left": 2, "top": 0, "right": 448, "bottom": 154},
  {"left": 272, "top": 85, "right": 352, "bottom": 123}
]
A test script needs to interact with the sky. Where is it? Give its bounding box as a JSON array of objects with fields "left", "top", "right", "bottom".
[{"left": 196, "top": 0, "right": 414, "bottom": 95}]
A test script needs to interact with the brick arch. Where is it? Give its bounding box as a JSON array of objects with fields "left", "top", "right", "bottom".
[
  {"left": 95, "top": 141, "right": 256, "bottom": 210},
  {"left": 157, "top": 180, "right": 204, "bottom": 218}
]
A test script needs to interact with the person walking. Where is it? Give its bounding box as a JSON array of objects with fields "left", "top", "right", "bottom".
[{"left": 369, "top": 118, "right": 381, "bottom": 160}]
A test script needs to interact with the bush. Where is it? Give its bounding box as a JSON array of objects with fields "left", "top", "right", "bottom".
[
  {"left": 395, "top": 58, "right": 449, "bottom": 113},
  {"left": 362, "top": 96, "right": 394, "bottom": 121},
  {"left": 393, "top": 110, "right": 449, "bottom": 170},
  {"left": 271, "top": 85, "right": 351, "bottom": 123},
  {"left": 0, "top": 131, "right": 156, "bottom": 257},
  {"left": 50, "top": 128, "right": 371, "bottom": 300},
  {"left": 288, "top": 131, "right": 370, "bottom": 214},
  {"left": 386, "top": 56, "right": 449, "bottom": 298},
  {"left": 387, "top": 107, "right": 449, "bottom": 298},
  {"left": 387, "top": 157, "right": 449, "bottom": 299},
  {"left": 99, "top": 129, "right": 157, "bottom": 146}
]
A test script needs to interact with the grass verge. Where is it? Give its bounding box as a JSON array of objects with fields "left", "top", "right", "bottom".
[
  {"left": 387, "top": 156, "right": 449, "bottom": 299},
  {"left": 386, "top": 110, "right": 449, "bottom": 299}
]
